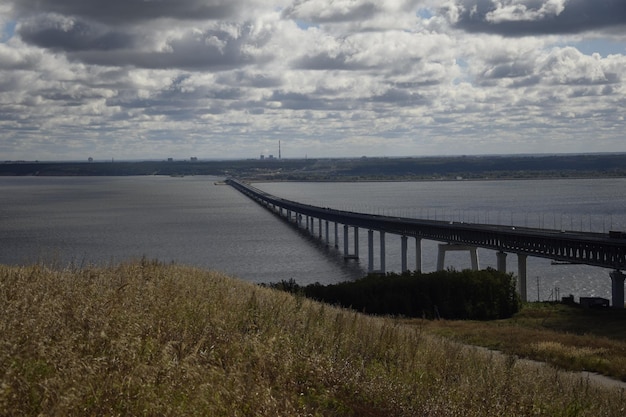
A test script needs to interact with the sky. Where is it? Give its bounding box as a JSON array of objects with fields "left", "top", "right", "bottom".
[{"left": 0, "top": 0, "right": 625, "bottom": 161}]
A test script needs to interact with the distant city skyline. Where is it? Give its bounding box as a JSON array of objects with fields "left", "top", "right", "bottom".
[{"left": 1, "top": 1, "right": 625, "bottom": 161}]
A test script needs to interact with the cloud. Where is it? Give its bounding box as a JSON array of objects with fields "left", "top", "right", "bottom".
[
  {"left": 0, "top": 0, "right": 625, "bottom": 160},
  {"left": 485, "top": 0, "right": 569, "bottom": 23},
  {"left": 19, "top": 14, "right": 133, "bottom": 52},
  {"left": 538, "top": 47, "right": 621, "bottom": 85},
  {"left": 447, "top": 0, "right": 626, "bottom": 35},
  {"left": 17, "top": 15, "right": 280, "bottom": 71},
  {"left": 283, "top": 0, "right": 380, "bottom": 23},
  {"left": 283, "top": 0, "right": 429, "bottom": 32},
  {"left": 9, "top": 0, "right": 287, "bottom": 71},
  {"left": 11, "top": 0, "right": 244, "bottom": 25}
]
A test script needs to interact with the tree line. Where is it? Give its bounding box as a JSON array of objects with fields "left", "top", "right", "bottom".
[{"left": 268, "top": 268, "right": 521, "bottom": 320}]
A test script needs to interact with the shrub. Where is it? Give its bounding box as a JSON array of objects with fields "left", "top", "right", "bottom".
[{"left": 271, "top": 268, "right": 521, "bottom": 320}]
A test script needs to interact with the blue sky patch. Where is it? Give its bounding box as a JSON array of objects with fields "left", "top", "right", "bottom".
[{"left": 1, "top": 20, "right": 16, "bottom": 43}]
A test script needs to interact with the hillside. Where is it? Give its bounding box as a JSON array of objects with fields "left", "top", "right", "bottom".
[
  {"left": 3, "top": 153, "right": 626, "bottom": 180},
  {"left": 1, "top": 260, "right": 624, "bottom": 416}
]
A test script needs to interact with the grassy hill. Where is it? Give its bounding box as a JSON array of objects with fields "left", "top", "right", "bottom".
[{"left": 1, "top": 260, "right": 624, "bottom": 416}]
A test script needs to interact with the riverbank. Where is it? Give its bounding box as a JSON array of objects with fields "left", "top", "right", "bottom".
[
  {"left": 3, "top": 153, "right": 626, "bottom": 180},
  {"left": 1, "top": 260, "right": 624, "bottom": 416}
]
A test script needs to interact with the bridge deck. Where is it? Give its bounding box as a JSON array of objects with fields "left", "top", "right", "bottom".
[{"left": 227, "top": 178, "right": 626, "bottom": 271}]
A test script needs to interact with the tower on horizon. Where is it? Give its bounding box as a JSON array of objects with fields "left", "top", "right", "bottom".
[{"left": 279, "top": 140, "right": 281, "bottom": 160}]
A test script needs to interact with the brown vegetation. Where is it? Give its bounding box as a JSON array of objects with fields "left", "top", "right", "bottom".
[
  {"left": 1, "top": 260, "right": 625, "bottom": 416},
  {"left": 417, "top": 302, "right": 626, "bottom": 383}
]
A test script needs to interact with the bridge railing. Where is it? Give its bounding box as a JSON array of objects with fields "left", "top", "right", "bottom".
[{"left": 227, "top": 178, "right": 626, "bottom": 270}]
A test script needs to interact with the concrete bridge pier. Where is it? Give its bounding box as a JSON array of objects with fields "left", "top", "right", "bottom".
[
  {"left": 437, "top": 244, "right": 479, "bottom": 271},
  {"left": 380, "top": 231, "right": 386, "bottom": 273},
  {"left": 367, "top": 230, "right": 387, "bottom": 273},
  {"left": 318, "top": 218, "right": 322, "bottom": 239},
  {"left": 334, "top": 222, "right": 339, "bottom": 248},
  {"left": 499, "top": 251, "right": 533, "bottom": 302},
  {"left": 517, "top": 254, "right": 528, "bottom": 302},
  {"left": 401, "top": 236, "right": 408, "bottom": 272},
  {"left": 399, "top": 237, "right": 422, "bottom": 272},
  {"left": 609, "top": 270, "right": 625, "bottom": 309},
  {"left": 343, "top": 225, "right": 359, "bottom": 259},
  {"left": 368, "top": 230, "right": 374, "bottom": 272},
  {"left": 415, "top": 238, "right": 422, "bottom": 272},
  {"left": 497, "top": 251, "right": 507, "bottom": 273},
  {"left": 325, "top": 220, "right": 330, "bottom": 246}
]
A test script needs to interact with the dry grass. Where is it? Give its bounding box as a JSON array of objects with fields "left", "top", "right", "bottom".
[
  {"left": 1, "top": 260, "right": 625, "bottom": 416},
  {"left": 419, "top": 303, "right": 626, "bottom": 382}
]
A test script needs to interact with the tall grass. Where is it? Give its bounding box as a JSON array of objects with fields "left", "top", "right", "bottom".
[
  {"left": 1, "top": 260, "right": 624, "bottom": 416},
  {"left": 419, "top": 303, "right": 626, "bottom": 382}
]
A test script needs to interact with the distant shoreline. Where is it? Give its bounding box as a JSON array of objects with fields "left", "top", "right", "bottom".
[{"left": 2, "top": 153, "right": 626, "bottom": 181}]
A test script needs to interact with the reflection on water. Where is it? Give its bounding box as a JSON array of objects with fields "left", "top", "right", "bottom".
[
  {"left": 0, "top": 176, "right": 361, "bottom": 285},
  {"left": 1, "top": 176, "right": 625, "bottom": 301}
]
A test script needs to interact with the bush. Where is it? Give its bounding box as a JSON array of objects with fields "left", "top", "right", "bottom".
[{"left": 270, "top": 268, "right": 521, "bottom": 320}]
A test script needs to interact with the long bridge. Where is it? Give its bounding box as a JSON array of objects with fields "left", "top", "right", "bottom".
[{"left": 227, "top": 178, "right": 626, "bottom": 308}]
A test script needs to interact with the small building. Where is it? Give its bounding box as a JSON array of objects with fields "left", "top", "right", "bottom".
[{"left": 579, "top": 297, "right": 609, "bottom": 308}]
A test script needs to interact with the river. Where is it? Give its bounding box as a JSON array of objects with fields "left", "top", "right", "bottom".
[{"left": 1, "top": 176, "right": 624, "bottom": 301}]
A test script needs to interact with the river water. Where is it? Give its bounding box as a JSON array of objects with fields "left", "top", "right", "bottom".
[{"left": 1, "top": 176, "right": 624, "bottom": 301}]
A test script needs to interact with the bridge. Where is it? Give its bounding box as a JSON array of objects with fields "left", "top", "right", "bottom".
[{"left": 227, "top": 178, "right": 626, "bottom": 308}]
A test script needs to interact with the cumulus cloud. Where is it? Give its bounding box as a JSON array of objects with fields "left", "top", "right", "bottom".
[
  {"left": 18, "top": 14, "right": 133, "bottom": 52},
  {"left": 14, "top": 8, "right": 281, "bottom": 70},
  {"left": 485, "top": 0, "right": 568, "bottom": 23},
  {"left": 283, "top": 0, "right": 380, "bottom": 23},
  {"left": 538, "top": 47, "right": 620, "bottom": 85},
  {"left": 447, "top": 0, "right": 626, "bottom": 35},
  {"left": 68, "top": 23, "right": 268, "bottom": 70},
  {"left": 11, "top": 0, "right": 247, "bottom": 24},
  {"left": 0, "top": 0, "right": 625, "bottom": 160}
]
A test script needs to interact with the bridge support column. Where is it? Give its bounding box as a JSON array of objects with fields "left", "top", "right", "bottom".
[
  {"left": 334, "top": 222, "right": 339, "bottom": 248},
  {"left": 343, "top": 225, "right": 359, "bottom": 259},
  {"left": 306, "top": 216, "right": 310, "bottom": 231},
  {"left": 415, "top": 238, "right": 422, "bottom": 272},
  {"left": 379, "top": 231, "right": 386, "bottom": 274},
  {"left": 517, "top": 254, "right": 528, "bottom": 303},
  {"left": 401, "top": 236, "right": 408, "bottom": 273},
  {"left": 318, "top": 218, "right": 322, "bottom": 239},
  {"left": 497, "top": 251, "right": 507, "bottom": 273},
  {"left": 609, "top": 270, "right": 625, "bottom": 309},
  {"left": 437, "top": 244, "right": 479, "bottom": 271},
  {"left": 325, "top": 220, "right": 329, "bottom": 246},
  {"left": 368, "top": 230, "right": 374, "bottom": 272}
]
